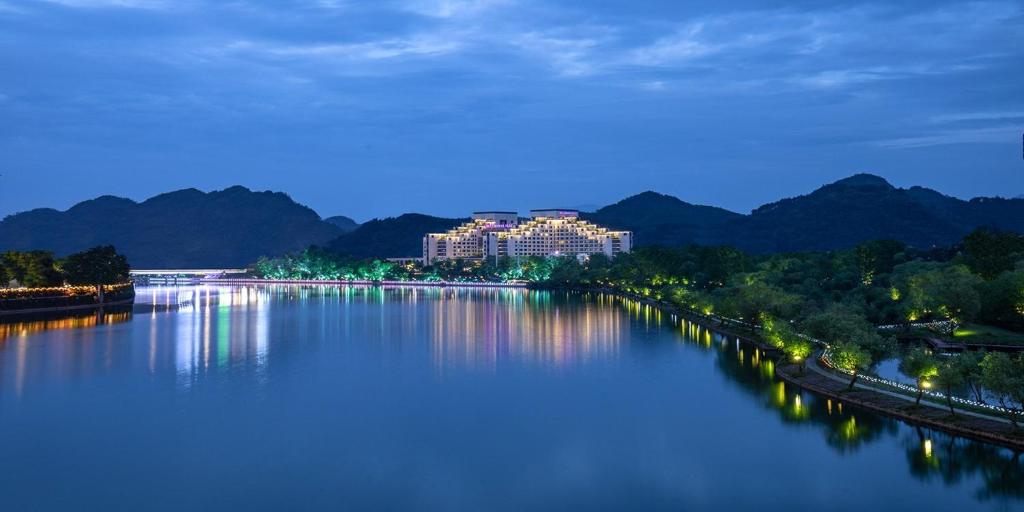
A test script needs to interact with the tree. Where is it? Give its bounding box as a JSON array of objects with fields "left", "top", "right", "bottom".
[
  {"left": 716, "top": 278, "right": 802, "bottom": 323},
  {"left": 978, "top": 269, "right": 1024, "bottom": 330},
  {"left": 854, "top": 239, "right": 906, "bottom": 285},
  {"left": 1, "top": 250, "right": 63, "bottom": 288},
  {"left": 61, "top": 246, "right": 131, "bottom": 285},
  {"left": 979, "top": 352, "right": 1024, "bottom": 429},
  {"left": 893, "top": 262, "right": 983, "bottom": 334},
  {"left": 952, "top": 350, "right": 987, "bottom": 404},
  {"left": 830, "top": 342, "right": 872, "bottom": 390},
  {"left": 962, "top": 228, "right": 1024, "bottom": 280},
  {"left": 784, "top": 337, "right": 814, "bottom": 374},
  {"left": 899, "top": 347, "right": 939, "bottom": 405},
  {"left": 802, "top": 304, "right": 896, "bottom": 359},
  {"left": 934, "top": 356, "right": 968, "bottom": 416}
]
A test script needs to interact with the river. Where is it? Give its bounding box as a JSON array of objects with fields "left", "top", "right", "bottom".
[{"left": 0, "top": 285, "right": 1021, "bottom": 511}]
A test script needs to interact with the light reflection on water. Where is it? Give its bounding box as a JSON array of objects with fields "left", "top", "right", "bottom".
[{"left": 0, "top": 285, "right": 1021, "bottom": 511}]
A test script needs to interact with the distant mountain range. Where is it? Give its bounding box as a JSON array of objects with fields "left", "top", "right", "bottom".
[
  {"left": 0, "top": 186, "right": 341, "bottom": 267},
  {"left": 1, "top": 174, "right": 1022, "bottom": 265},
  {"left": 326, "top": 174, "right": 1024, "bottom": 256},
  {"left": 323, "top": 215, "right": 360, "bottom": 233},
  {"left": 326, "top": 214, "right": 464, "bottom": 258}
]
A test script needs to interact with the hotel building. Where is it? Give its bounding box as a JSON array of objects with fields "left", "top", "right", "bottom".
[{"left": 422, "top": 209, "right": 632, "bottom": 265}]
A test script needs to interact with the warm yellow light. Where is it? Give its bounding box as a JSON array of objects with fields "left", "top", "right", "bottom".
[{"left": 921, "top": 381, "right": 932, "bottom": 389}]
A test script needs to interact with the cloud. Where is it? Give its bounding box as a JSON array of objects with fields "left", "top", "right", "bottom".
[
  {"left": 229, "top": 36, "right": 462, "bottom": 61},
  {"left": 511, "top": 31, "right": 610, "bottom": 76},
  {"left": 34, "top": 0, "right": 171, "bottom": 8},
  {"left": 627, "top": 23, "right": 717, "bottom": 66},
  {"left": 402, "top": 0, "right": 513, "bottom": 19},
  {"left": 874, "top": 126, "right": 1021, "bottom": 149},
  {"left": 931, "top": 111, "right": 1024, "bottom": 123}
]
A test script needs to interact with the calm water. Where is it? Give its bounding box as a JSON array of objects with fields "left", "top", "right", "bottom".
[{"left": 1, "top": 285, "right": 1021, "bottom": 511}]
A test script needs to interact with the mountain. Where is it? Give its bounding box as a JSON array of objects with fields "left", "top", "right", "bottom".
[
  {"left": 4, "top": 175, "right": 1021, "bottom": 265},
  {"left": 717, "top": 174, "right": 1024, "bottom": 253},
  {"left": 585, "top": 191, "right": 742, "bottom": 247},
  {"left": 570, "top": 175, "right": 1024, "bottom": 253},
  {"left": 323, "top": 215, "right": 360, "bottom": 233},
  {"left": 0, "top": 186, "right": 342, "bottom": 267},
  {"left": 327, "top": 213, "right": 465, "bottom": 258}
]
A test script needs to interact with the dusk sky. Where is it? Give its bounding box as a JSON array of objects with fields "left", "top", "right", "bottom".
[{"left": 1, "top": 0, "right": 1022, "bottom": 221}]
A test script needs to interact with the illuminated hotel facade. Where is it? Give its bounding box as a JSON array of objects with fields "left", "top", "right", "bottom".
[{"left": 422, "top": 209, "right": 632, "bottom": 265}]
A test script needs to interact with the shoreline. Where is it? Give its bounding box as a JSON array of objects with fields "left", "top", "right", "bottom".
[
  {"left": 776, "top": 362, "right": 1024, "bottom": 451},
  {"left": 0, "top": 298, "right": 136, "bottom": 318},
  {"left": 558, "top": 285, "right": 1024, "bottom": 452},
  {"left": 199, "top": 278, "right": 530, "bottom": 288}
]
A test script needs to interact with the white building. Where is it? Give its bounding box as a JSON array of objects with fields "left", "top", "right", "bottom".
[
  {"left": 423, "top": 209, "right": 631, "bottom": 265},
  {"left": 422, "top": 212, "right": 518, "bottom": 265}
]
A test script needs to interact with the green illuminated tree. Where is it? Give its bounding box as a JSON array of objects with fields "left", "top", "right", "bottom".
[
  {"left": 783, "top": 336, "right": 814, "bottom": 374},
  {"left": 893, "top": 262, "right": 982, "bottom": 335},
  {"left": 802, "top": 304, "right": 896, "bottom": 359},
  {"left": 831, "top": 341, "right": 872, "bottom": 390},
  {"left": 1, "top": 250, "right": 63, "bottom": 288},
  {"left": 934, "top": 356, "right": 967, "bottom": 416},
  {"left": 899, "top": 347, "right": 939, "bottom": 406},
  {"left": 979, "top": 352, "right": 1024, "bottom": 429}
]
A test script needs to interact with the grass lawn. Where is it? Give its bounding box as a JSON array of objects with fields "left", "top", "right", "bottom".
[
  {"left": 953, "top": 323, "right": 1024, "bottom": 346},
  {"left": 895, "top": 323, "right": 1024, "bottom": 347}
]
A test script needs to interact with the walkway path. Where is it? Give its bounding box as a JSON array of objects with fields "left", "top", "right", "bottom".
[
  {"left": 803, "top": 352, "right": 1011, "bottom": 425},
  {"left": 776, "top": 356, "right": 1024, "bottom": 450}
]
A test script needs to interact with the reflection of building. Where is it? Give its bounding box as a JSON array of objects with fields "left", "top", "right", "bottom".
[{"left": 422, "top": 209, "right": 632, "bottom": 265}]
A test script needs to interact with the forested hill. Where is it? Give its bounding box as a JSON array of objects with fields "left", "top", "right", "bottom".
[
  {"left": 3, "top": 174, "right": 1021, "bottom": 266},
  {"left": 718, "top": 174, "right": 1024, "bottom": 253},
  {"left": 586, "top": 175, "right": 1024, "bottom": 252},
  {"left": 583, "top": 191, "right": 742, "bottom": 248},
  {"left": 326, "top": 214, "right": 465, "bottom": 258},
  {"left": 0, "top": 186, "right": 342, "bottom": 267}
]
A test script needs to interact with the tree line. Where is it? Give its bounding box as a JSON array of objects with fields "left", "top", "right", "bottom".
[
  {"left": 250, "top": 229, "right": 1023, "bottom": 424},
  {"left": 1, "top": 246, "right": 131, "bottom": 288}
]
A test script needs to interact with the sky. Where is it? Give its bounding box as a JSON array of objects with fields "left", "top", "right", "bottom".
[{"left": 1, "top": 0, "right": 1022, "bottom": 221}]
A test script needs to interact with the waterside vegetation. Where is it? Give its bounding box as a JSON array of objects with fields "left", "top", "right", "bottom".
[{"left": 250, "top": 228, "right": 1024, "bottom": 429}]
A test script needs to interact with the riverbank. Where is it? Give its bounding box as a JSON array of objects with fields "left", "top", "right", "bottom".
[
  {"left": 557, "top": 284, "right": 1024, "bottom": 452},
  {"left": 776, "top": 360, "right": 1024, "bottom": 450},
  {"left": 200, "top": 278, "right": 529, "bottom": 288},
  {"left": 0, "top": 283, "right": 135, "bottom": 318}
]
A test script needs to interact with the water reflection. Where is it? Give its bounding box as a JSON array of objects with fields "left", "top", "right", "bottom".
[
  {"left": 0, "top": 310, "right": 132, "bottom": 341},
  {"left": 0, "top": 310, "right": 133, "bottom": 398},
  {"left": 2, "top": 285, "right": 1022, "bottom": 508},
  {"left": 588, "top": 292, "right": 1024, "bottom": 503}
]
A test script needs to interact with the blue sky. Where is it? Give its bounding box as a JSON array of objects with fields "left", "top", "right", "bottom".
[{"left": 1, "top": 0, "right": 1022, "bottom": 221}]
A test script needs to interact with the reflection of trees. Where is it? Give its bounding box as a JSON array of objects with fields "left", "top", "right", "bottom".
[
  {"left": 710, "top": 334, "right": 895, "bottom": 452},
  {"left": 903, "top": 427, "right": 1024, "bottom": 502},
  {"left": 701, "top": 323, "right": 1024, "bottom": 502}
]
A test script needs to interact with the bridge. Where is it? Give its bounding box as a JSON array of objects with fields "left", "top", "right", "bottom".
[{"left": 130, "top": 269, "right": 248, "bottom": 284}]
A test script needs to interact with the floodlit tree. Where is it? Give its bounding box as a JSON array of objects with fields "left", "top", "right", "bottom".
[
  {"left": 899, "top": 347, "right": 939, "bottom": 406},
  {"left": 784, "top": 336, "right": 814, "bottom": 374},
  {"left": 1, "top": 250, "right": 63, "bottom": 288},
  {"left": 893, "top": 262, "right": 982, "bottom": 335},
  {"left": 830, "top": 342, "right": 872, "bottom": 390},
  {"left": 951, "top": 350, "right": 988, "bottom": 404},
  {"left": 934, "top": 356, "right": 967, "bottom": 416},
  {"left": 802, "top": 304, "right": 896, "bottom": 359},
  {"left": 979, "top": 352, "right": 1024, "bottom": 429}
]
